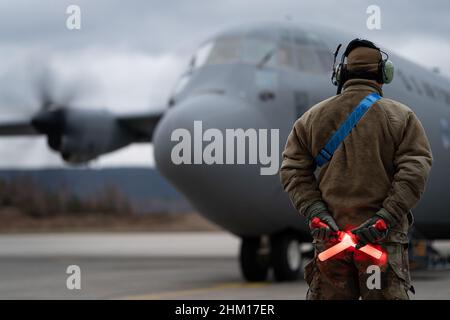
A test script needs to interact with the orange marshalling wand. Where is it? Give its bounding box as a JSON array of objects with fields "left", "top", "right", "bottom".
[
  {"left": 318, "top": 233, "right": 383, "bottom": 261},
  {"left": 311, "top": 217, "right": 384, "bottom": 261}
]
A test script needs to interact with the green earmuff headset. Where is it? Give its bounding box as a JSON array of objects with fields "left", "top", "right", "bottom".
[{"left": 331, "top": 39, "right": 394, "bottom": 94}]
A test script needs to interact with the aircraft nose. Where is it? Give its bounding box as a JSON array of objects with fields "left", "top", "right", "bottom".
[
  {"left": 153, "top": 93, "right": 262, "bottom": 173},
  {"left": 152, "top": 93, "right": 279, "bottom": 232}
]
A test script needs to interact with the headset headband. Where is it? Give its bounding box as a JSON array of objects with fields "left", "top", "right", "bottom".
[{"left": 343, "top": 39, "right": 379, "bottom": 57}]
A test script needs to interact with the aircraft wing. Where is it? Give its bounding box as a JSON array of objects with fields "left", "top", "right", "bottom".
[
  {"left": 0, "top": 108, "right": 165, "bottom": 163},
  {"left": 0, "top": 109, "right": 164, "bottom": 140},
  {"left": 0, "top": 119, "right": 38, "bottom": 136},
  {"left": 116, "top": 111, "right": 163, "bottom": 142}
]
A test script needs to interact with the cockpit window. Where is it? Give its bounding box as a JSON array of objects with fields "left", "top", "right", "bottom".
[
  {"left": 241, "top": 38, "right": 277, "bottom": 64},
  {"left": 190, "top": 42, "right": 213, "bottom": 69},
  {"left": 206, "top": 37, "right": 242, "bottom": 65},
  {"left": 275, "top": 44, "right": 297, "bottom": 69},
  {"left": 189, "top": 32, "right": 331, "bottom": 74}
]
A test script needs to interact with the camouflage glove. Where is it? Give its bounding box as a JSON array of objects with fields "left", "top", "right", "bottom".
[
  {"left": 305, "top": 201, "right": 339, "bottom": 241},
  {"left": 351, "top": 208, "right": 394, "bottom": 249}
]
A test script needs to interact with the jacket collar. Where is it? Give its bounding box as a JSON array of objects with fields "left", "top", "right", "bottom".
[{"left": 342, "top": 79, "right": 383, "bottom": 96}]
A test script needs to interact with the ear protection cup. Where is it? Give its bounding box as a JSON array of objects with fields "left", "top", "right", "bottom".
[
  {"left": 380, "top": 59, "right": 394, "bottom": 84},
  {"left": 335, "top": 63, "right": 347, "bottom": 85},
  {"left": 334, "top": 63, "right": 343, "bottom": 85},
  {"left": 332, "top": 50, "right": 347, "bottom": 86}
]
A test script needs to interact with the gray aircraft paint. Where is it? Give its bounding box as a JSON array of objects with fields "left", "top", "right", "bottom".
[{"left": 153, "top": 22, "right": 450, "bottom": 239}]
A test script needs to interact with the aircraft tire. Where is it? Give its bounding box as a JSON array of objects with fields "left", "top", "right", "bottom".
[
  {"left": 271, "top": 232, "right": 302, "bottom": 281},
  {"left": 239, "top": 237, "right": 269, "bottom": 282}
]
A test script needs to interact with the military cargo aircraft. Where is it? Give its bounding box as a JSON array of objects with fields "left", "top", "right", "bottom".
[{"left": 1, "top": 22, "right": 450, "bottom": 281}]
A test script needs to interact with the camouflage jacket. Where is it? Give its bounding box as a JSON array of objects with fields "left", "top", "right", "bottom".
[{"left": 280, "top": 79, "right": 433, "bottom": 243}]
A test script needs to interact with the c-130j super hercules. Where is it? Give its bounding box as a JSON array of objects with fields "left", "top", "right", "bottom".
[{"left": 1, "top": 22, "right": 450, "bottom": 281}]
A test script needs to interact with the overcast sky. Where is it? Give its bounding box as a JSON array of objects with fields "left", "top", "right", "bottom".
[{"left": 1, "top": 0, "right": 449, "bottom": 168}]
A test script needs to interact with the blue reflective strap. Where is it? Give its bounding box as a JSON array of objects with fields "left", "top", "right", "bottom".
[{"left": 314, "top": 92, "right": 381, "bottom": 167}]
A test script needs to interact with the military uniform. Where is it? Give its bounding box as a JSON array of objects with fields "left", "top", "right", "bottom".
[
  {"left": 280, "top": 78, "right": 432, "bottom": 299},
  {"left": 304, "top": 241, "right": 412, "bottom": 299}
]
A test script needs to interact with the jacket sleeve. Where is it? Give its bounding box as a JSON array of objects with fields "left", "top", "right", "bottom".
[
  {"left": 382, "top": 111, "right": 433, "bottom": 224},
  {"left": 279, "top": 119, "right": 322, "bottom": 216}
]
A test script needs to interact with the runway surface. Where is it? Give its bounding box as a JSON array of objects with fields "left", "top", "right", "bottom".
[{"left": 0, "top": 232, "right": 449, "bottom": 299}]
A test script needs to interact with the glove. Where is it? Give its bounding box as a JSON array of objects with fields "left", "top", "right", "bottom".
[
  {"left": 305, "top": 201, "right": 339, "bottom": 241},
  {"left": 351, "top": 208, "right": 394, "bottom": 249}
]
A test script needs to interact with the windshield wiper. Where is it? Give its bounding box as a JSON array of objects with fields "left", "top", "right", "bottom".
[{"left": 257, "top": 48, "right": 277, "bottom": 68}]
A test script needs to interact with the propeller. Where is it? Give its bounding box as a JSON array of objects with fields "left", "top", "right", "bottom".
[
  {"left": 1, "top": 57, "right": 99, "bottom": 163},
  {"left": 27, "top": 64, "right": 87, "bottom": 151},
  {"left": 32, "top": 64, "right": 74, "bottom": 111},
  {"left": 27, "top": 63, "right": 98, "bottom": 155},
  {"left": 28, "top": 67, "right": 69, "bottom": 151}
]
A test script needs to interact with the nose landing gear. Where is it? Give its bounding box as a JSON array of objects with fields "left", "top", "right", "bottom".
[
  {"left": 239, "top": 237, "right": 270, "bottom": 282},
  {"left": 239, "top": 231, "right": 304, "bottom": 282},
  {"left": 271, "top": 232, "right": 302, "bottom": 281}
]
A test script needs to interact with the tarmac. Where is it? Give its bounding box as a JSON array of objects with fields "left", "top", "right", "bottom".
[{"left": 0, "top": 232, "right": 449, "bottom": 299}]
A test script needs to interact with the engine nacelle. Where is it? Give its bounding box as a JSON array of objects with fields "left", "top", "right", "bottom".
[{"left": 42, "top": 109, "right": 134, "bottom": 164}]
